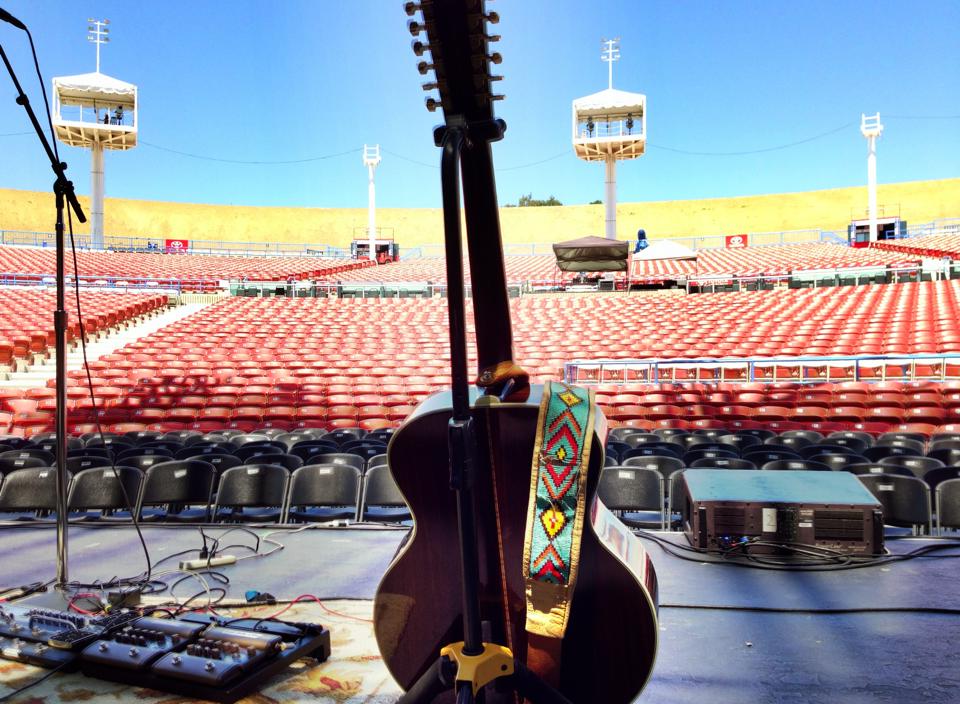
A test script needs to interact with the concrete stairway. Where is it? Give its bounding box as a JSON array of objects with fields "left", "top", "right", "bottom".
[{"left": 0, "top": 302, "right": 211, "bottom": 390}]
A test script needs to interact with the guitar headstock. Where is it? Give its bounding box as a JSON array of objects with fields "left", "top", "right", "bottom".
[{"left": 405, "top": 0, "right": 504, "bottom": 124}]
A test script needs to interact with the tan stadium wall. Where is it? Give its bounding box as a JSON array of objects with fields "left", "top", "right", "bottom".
[{"left": 1, "top": 178, "right": 957, "bottom": 249}]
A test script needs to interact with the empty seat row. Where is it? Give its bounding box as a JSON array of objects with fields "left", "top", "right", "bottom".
[
  {"left": 0, "top": 459, "right": 408, "bottom": 525},
  {"left": 599, "top": 465, "right": 960, "bottom": 536}
]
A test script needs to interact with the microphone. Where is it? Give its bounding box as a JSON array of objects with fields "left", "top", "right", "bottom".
[{"left": 0, "top": 7, "right": 26, "bottom": 30}]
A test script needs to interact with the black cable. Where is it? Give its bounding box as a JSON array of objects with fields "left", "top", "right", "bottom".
[
  {"left": 149, "top": 548, "right": 204, "bottom": 569},
  {"left": 647, "top": 122, "right": 857, "bottom": 156},
  {"left": 636, "top": 531, "right": 960, "bottom": 571},
  {"left": 19, "top": 17, "right": 155, "bottom": 595},
  {"left": 140, "top": 141, "right": 360, "bottom": 165},
  {"left": 885, "top": 114, "right": 960, "bottom": 120},
  {"left": 0, "top": 580, "right": 51, "bottom": 601},
  {"left": 173, "top": 587, "right": 227, "bottom": 616},
  {"left": 204, "top": 526, "right": 261, "bottom": 557},
  {"left": 0, "top": 660, "right": 71, "bottom": 703},
  {"left": 24, "top": 28, "right": 58, "bottom": 162},
  {"left": 168, "top": 570, "right": 230, "bottom": 597},
  {"left": 64, "top": 208, "right": 153, "bottom": 588},
  {"left": 659, "top": 603, "right": 960, "bottom": 616}
]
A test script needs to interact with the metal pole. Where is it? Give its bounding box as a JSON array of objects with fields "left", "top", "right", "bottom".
[
  {"left": 91, "top": 141, "right": 104, "bottom": 248},
  {"left": 0, "top": 39, "right": 86, "bottom": 590},
  {"left": 867, "top": 134, "right": 878, "bottom": 244},
  {"left": 54, "top": 184, "right": 69, "bottom": 587},
  {"left": 604, "top": 157, "right": 616, "bottom": 239},
  {"left": 367, "top": 162, "right": 377, "bottom": 262}
]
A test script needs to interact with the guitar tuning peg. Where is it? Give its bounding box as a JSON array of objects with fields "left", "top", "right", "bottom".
[
  {"left": 489, "top": 74, "right": 503, "bottom": 82},
  {"left": 486, "top": 34, "right": 501, "bottom": 43},
  {"left": 488, "top": 52, "right": 502, "bottom": 65},
  {"left": 491, "top": 94, "right": 505, "bottom": 101},
  {"left": 408, "top": 19, "right": 425, "bottom": 36},
  {"left": 486, "top": 11, "right": 500, "bottom": 24},
  {"left": 417, "top": 61, "right": 434, "bottom": 75},
  {"left": 403, "top": 1, "right": 420, "bottom": 16},
  {"left": 411, "top": 39, "right": 429, "bottom": 56},
  {"left": 422, "top": 82, "right": 439, "bottom": 91},
  {"left": 425, "top": 97, "right": 440, "bottom": 112}
]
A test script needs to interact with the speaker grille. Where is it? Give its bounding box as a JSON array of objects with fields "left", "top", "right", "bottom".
[
  {"left": 814, "top": 510, "right": 865, "bottom": 540},
  {"left": 713, "top": 507, "right": 746, "bottom": 533}
]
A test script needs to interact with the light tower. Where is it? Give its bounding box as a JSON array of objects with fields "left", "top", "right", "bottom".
[
  {"left": 363, "top": 144, "right": 381, "bottom": 262},
  {"left": 52, "top": 19, "right": 137, "bottom": 248},
  {"left": 572, "top": 38, "right": 646, "bottom": 239},
  {"left": 860, "top": 113, "right": 884, "bottom": 245}
]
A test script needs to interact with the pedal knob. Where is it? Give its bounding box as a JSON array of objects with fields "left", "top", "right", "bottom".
[
  {"left": 204, "top": 661, "right": 215, "bottom": 672},
  {"left": 171, "top": 655, "right": 182, "bottom": 666},
  {"left": 129, "top": 647, "right": 139, "bottom": 657},
  {"left": 98, "top": 642, "right": 108, "bottom": 652}
]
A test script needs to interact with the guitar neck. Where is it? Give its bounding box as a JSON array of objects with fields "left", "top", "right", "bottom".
[{"left": 460, "top": 138, "right": 519, "bottom": 388}]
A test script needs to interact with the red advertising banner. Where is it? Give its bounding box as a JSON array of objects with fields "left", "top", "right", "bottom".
[
  {"left": 725, "top": 234, "right": 748, "bottom": 248},
  {"left": 165, "top": 238, "right": 189, "bottom": 252}
]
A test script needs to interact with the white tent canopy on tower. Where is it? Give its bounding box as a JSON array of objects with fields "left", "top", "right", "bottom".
[
  {"left": 573, "top": 88, "right": 646, "bottom": 117},
  {"left": 53, "top": 72, "right": 136, "bottom": 102}
]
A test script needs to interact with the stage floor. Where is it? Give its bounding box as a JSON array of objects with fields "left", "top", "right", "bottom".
[{"left": 1, "top": 524, "right": 958, "bottom": 704}]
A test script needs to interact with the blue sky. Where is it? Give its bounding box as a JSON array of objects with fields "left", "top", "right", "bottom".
[{"left": 0, "top": 0, "right": 957, "bottom": 209}]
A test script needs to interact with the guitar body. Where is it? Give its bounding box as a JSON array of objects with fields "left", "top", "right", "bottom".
[{"left": 374, "top": 386, "right": 659, "bottom": 704}]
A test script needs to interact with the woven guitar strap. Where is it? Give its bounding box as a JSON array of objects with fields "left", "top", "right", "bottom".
[{"left": 522, "top": 381, "right": 596, "bottom": 650}]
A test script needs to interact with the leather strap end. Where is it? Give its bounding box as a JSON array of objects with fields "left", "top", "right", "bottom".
[{"left": 476, "top": 361, "right": 529, "bottom": 398}]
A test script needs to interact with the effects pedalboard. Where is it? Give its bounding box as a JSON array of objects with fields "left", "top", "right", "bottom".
[{"left": 0, "top": 604, "right": 331, "bottom": 703}]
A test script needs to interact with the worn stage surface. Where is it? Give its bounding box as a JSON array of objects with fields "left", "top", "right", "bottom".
[{"left": 0, "top": 524, "right": 957, "bottom": 704}]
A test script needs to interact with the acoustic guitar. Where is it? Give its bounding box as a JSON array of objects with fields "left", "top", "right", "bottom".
[{"left": 373, "top": 3, "right": 659, "bottom": 702}]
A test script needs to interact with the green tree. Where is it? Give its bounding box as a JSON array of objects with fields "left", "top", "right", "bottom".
[{"left": 516, "top": 193, "right": 562, "bottom": 207}]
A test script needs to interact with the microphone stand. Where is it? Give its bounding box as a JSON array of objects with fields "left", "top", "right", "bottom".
[{"left": 0, "top": 38, "right": 86, "bottom": 589}]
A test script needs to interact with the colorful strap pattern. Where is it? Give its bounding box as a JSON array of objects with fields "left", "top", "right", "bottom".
[{"left": 522, "top": 381, "right": 596, "bottom": 638}]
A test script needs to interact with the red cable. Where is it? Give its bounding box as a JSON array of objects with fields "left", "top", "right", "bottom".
[
  {"left": 260, "top": 594, "right": 372, "bottom": 623},
  {"left": 67, "top": 592, "right": 104, "bottom": 616}
]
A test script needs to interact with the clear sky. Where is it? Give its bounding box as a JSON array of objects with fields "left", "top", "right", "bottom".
[{"left": 0, "top": 0, "right": 957, "bottom": 210}]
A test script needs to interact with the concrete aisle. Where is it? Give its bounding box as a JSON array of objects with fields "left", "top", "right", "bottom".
[{"left": 0, "top": 301, "right": 211, "bottom": 390}]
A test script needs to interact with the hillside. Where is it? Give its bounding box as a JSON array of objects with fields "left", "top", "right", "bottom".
[{"left": 0, "top": 178, "right": 957, "bottom": 249}]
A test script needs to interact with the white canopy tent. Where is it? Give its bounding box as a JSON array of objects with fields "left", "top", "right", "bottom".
[
  {"left": 53, "top": 71, "right": 136, "bottom": 103},
  {"left": 632, "top": 240, "right": 698, "bottom": 261},
  {"left": 573, "top": 87, "right": 647, "bottom": 116}
]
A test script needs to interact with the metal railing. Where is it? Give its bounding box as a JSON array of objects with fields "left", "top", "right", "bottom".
[
  {"left": 575, "top": 118, "right": 643, "bottom": 140},
  {"left": 0, "top": 271, "right": 220, "bottom": 294},
  {"left": 3, "top": 217, "right": 957, "bottom": 260},
  {"left": 0, "top": 230, "right": 352, "bottom": 258},
  {"left": 684, "top": 263, "right": 960, "bottom": 293},
  {"left": 565, "top": 353, "right": 960, "bottom": 386}
]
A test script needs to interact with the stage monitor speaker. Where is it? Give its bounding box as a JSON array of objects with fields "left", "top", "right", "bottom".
[{"left": 680, "top": 469, "right": 884, "bottom": 556}]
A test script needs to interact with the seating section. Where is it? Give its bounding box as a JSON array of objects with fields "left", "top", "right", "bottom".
[
  {"left": 319, "top": 243, "right": 919, "bottom": 286},
  {"left": 0, "top": 280, "right": 952, "bottom": 435},
  {"left": 603, "top": 426, "right": 960, "bottom": 534},
  {"left": 0, "top": 427, "right": 405, "bottom": 525},
  {"left": 1, "top": 426, "right": 955, "bottom": 534},
  {"left": 872, "top": 233, "right": 960, "bottom": 259},
  {"left": 633, "top": 243, "right": 916, "bottom": 282},
  {"left": 0, "top": 246, "right": 373, "bottom": 291},
  {"left": 318, "top": 256, "right": 571, "bottom": 286},
  {"left": 0, "top": 240, "right": 925, "bottom": 291},
  {"left": 0, "top": 289, "right": 167, "bottom": 368}
]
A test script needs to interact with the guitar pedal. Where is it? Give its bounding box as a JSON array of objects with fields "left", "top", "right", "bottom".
[
  {"left": 82, "top": 617, "right": 205, "bottom": 671},
  {"left": 0, "top": 635, "right": 77, "bottom": 668},
  {"left": 152, "top": 626, "right": 282, "bottom": 686},
  {"left": 0, "top": 604, "right": 87, "bottom": 642}
]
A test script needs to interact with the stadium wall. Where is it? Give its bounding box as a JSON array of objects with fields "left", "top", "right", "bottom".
[{"left": 0, "top": 178, "right": 957, "bottom": 249}]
